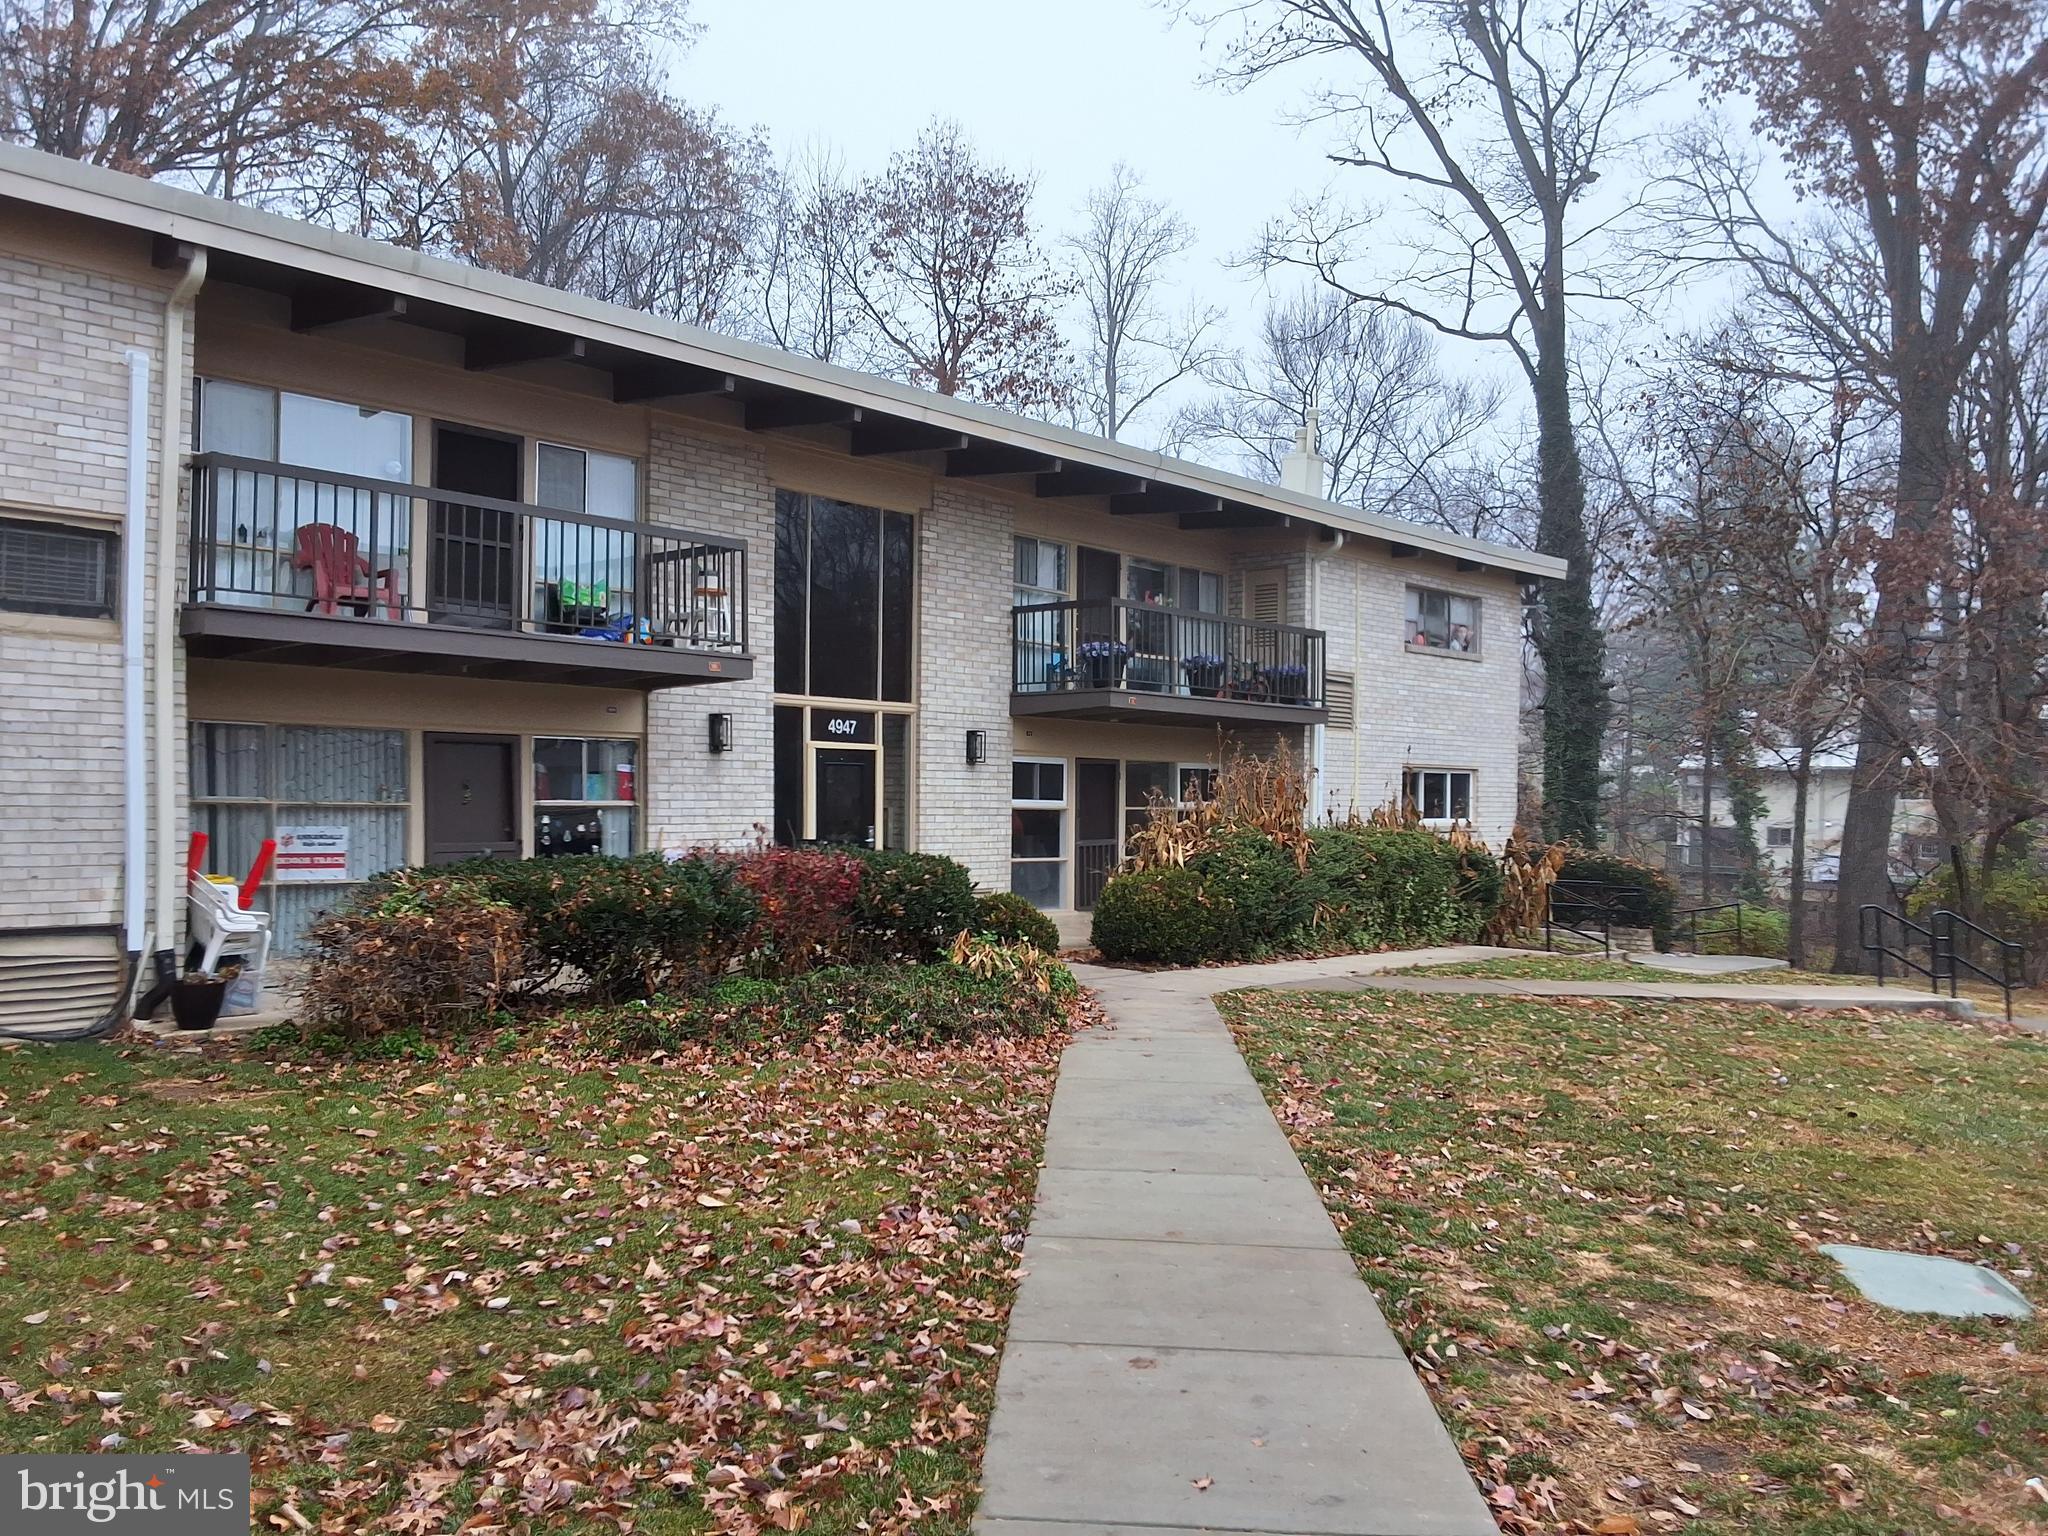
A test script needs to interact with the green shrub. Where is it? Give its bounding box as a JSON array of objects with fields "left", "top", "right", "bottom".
[
  {"left": 850, "top": 849, "right": 979, "bottom": 962},
  {"left": 1452, "top": 843, "right": 1506, "bottom": 931},
  {"left": 1091, "top": 866, "right": 1240, "bottom": 964},
  {"left": 1308, "top": 827, "right": 1469, "bottom": 948},
  {"left": 1189, "top": 831, "right": 1317, "bottom": 951},
  {"left": 434, "top": 853, "right": 759, "bottom": 1001},
  {"left": 1556, "top": 847, "right": 1675, "bottom": 948},
  {"left": 1692, "top": 904, "right": 1788, "bottom": 957},
  {"left": 973, "top": 890, "right": 1063, "bottom": 952}
]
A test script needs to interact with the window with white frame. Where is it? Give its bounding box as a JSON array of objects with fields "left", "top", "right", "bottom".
[
  {"left": 1766, "top": 825, "right": 1793, "bottom": 848},
  {"left": 1405, "top": 586, "right": 1480, "bottom": 654},
  {"left": 535, "top": 444, "right": 640, "bottom": 630},
  {"left": 1011, "top": 758, "right": 1067, "bottom": 910},
  {"left": 1404, "top": 768, "right": 1474, "bottom": 824},
  {"left": 189, "top": 722, "right": 410, "bottom": 956},
  {"left": 533, "top": 736, "right": 638, "bottom": 856}
]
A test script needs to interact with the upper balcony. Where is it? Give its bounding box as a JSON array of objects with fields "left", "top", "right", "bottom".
[
  {"left": 181, "top": 454, "right": 750, "bottom": 690},
  {"left": 1012, "top": 598, "right": 1328, "bottom": 725}
]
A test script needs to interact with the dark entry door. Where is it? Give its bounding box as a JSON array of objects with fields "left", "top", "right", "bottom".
[
  {"left": 431, "top": 425, "right": 522, "bottom": 628},
  {"left": 813, "top": 749, "right": 877, "bottom": 848},
  {"left": 1075, "top": 758, "right": 1120, "bottom": 910},
  {"left": 1076, "top": 546, "right": 1119, "bottom": 647},
  {"left": 424, "top": 733, "right": 520, "bottom": 863}
]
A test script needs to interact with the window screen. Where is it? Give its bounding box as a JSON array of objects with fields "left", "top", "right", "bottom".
[{"left": 0, "top": 518, "right": 116, "bottom": 618}]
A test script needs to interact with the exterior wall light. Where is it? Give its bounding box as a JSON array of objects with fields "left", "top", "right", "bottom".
[
  {"left": 965, "top": 729, "right": 987, "bottom": 766},
  {"left": 708, "top": 713, "right": 733, "bottom": 754}
]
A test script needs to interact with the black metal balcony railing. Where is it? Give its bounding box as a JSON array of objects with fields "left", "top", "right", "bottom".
[
  {"left": 187, "top": 453, "right": 746, "bottom": 652},
  {"left": 1012, "top": 598, "right": 1326, "bottom": 709}
]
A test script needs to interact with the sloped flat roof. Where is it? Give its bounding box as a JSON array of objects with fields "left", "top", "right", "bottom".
[{"left": 0, "top": 143, "right": 1565, "bottom": 581}]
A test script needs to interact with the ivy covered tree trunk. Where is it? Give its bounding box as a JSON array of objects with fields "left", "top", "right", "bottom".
[{"left": 1532, "top": 350, "right": 1609, "bottom": 848}]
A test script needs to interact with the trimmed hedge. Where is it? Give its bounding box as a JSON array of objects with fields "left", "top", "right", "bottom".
[
  {"left": 974, "top": 890, "right": 1063, "bottom": 953},
  {"left": 849, "top": 848, "right": 979, "bottom": 962},
  {"left": 1091, "top": 866, "right": 1241, "bottom": 964},
  {"left": 1556, "top": 847, "right": 1675, "bottom": 947},
  {"left": 1189, "top": 831, "right": 1315, "bottom": 951},
  {"left": 1309, "top": 827, "right": 1474, "bottom": 950}
]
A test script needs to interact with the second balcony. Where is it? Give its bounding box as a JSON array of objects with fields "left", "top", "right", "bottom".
[{"left": 1012, "top": 598, "right": 1327, "bottom": 725}]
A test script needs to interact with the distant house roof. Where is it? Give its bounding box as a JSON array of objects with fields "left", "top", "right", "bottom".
[{"left": 0, "top": 143, "right": 1567, "bottom": 582}]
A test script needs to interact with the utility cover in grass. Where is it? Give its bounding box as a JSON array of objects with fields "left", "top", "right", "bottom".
[{"left": 1821, "top": 1244, "right": 2035, "bottom": 1319}]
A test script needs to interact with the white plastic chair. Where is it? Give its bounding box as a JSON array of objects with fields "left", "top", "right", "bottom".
[{"left": 187, "top": 874, "right": 272, "bottom": 977}]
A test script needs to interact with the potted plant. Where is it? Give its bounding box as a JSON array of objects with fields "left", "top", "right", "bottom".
[
  {"left": 1262, "top": 662, "right": 1311, "bottom": 702},
  {"left": 170, "top": 963, "right": 233, "bottom": 1031},
  {"left": 1077, "top": 639, "right": 1132, "bottom": 689},
  {"left": 1181, "top": 653, "right": 1226, "bottom": 697}
]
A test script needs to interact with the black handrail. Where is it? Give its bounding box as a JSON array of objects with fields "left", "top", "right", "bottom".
[
  {"left": 1671, "top": 900, "right": 1750, "bottom": 955},
  {"left": 1543, "top": 881, "right": 1614, "bottom": 958},
  {"left": 1859, "top": 904, "right": 2024, "bottom": 1022}
]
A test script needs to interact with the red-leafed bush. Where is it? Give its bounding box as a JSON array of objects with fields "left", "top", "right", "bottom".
[{"left": 732, "top": 845, "right": 867, "bottom": 977}]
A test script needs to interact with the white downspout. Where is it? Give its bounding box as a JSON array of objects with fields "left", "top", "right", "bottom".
[
  {"left": 121, "top": 349, "right": 151, "bottom": 960},
  {"left": 151, "top": 249, "right": 207, "bottom": 982}
]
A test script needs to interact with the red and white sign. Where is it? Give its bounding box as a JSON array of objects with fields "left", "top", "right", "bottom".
[{"left": 275, "top": 825, "right": 350, "bottom": 883}]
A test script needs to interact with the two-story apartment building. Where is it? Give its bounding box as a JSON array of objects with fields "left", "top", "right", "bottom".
[{"left": 0, "top": 145, "right": 1562, "bottom": 1031}]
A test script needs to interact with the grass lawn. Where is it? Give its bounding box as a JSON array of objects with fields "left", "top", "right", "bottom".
[
  {"left": 1221, "top": 988, "right": 2048, "bottom": 1535},
  {"left": 0, "top": 1019, "right": 1069, "bottom": 1534},
  {"left": 1391, "top": 955, "right": 1868, "bottom": 986}
]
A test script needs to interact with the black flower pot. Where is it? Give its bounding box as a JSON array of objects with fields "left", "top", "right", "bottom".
[{"left": 171, "top": 976, "right": 227, "bottom": 1032}]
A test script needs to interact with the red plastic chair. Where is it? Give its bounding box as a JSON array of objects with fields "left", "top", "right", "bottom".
[{"left": 292, "top": 524, "right": 402, "bottom": 621}]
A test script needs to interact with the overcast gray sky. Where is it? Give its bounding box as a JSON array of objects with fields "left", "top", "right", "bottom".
[{"left": 673, "top": 0, "right": 1742, "bottom": 445}]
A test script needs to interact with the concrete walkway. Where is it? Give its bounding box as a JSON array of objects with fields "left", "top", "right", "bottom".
[
  {"left": 976, "top": 944, "right": 2015, "bottom": 1536},
  {"left": 977, "top": 946, "right": 1506, "bottom": 1536}
]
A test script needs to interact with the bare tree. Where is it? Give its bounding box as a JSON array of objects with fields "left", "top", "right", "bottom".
[
  {"left": 1189, "top": 0, "right": 1671, "bottom": 846},
  {"left": 1676, "top": 0, "right": 2048, "bottom": 968},
  {"left": 1063, "top": 165, "right": 1224, "bottom": 440},
  {"left": 835, "top": 118, "right": 1072, "bottom": 411},
  {"left": 1168, "top": 285, "right": 1504, "bottom": 531},
  {"left": 753, "top": 142, "right": 863, "bottom": 362}
]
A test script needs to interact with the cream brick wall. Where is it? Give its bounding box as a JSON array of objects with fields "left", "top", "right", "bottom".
[
  {"left": 643, "top": 421, "right": 776, "bottom": 851},
  {"left": 0, "top": 246, "right": 181, "bottom": 932},
  {"left": 916, "top": 484, "right": 1014, "bottom": 889},
  {"left": 1314, "top": 548, "right": 1523, "bottom": 847}
]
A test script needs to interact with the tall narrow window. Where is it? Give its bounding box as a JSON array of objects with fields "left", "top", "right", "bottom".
[
  {"left": 774, "top": 491, "right": 915, "bottom": 701},
  {"left": 1012, "top": 759, "right": 1067, "bottom": 910}
]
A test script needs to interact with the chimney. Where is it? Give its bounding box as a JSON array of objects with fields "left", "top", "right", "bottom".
[{"left": 1279, "top": 409, "right": 1326, "bottom": 499}]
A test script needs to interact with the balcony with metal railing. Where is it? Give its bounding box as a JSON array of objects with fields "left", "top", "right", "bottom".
[
  {"left": 1011, "top": 598, "right": 1327, "bottom": 724},
  {"left": 181, "top": 453, "right": 751, "bottom": 689}
]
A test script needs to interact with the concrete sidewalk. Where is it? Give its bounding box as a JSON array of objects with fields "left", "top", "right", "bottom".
[{"left": 975, "top": 947, "right": 1505, "bottom": 1536}]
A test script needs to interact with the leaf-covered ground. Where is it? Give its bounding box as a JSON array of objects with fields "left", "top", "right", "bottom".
[
  {"left": 1389, "top": 956, "right": 1867, "bottom": 986},
  {"left": 0, "top": 1017, "right": 1074, "bottom": 1533},
  {"left": 1221, "top": 989, "right": 2048, "bottom": 1535}
]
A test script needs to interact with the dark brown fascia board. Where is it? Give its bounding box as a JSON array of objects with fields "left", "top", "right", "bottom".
[
  {"left": 464, "top": 327, "right": 589, "bottom": 371},
  {"left": 945, "top": 444, "right": 1062, "bottom": 477},
  {"left": 1178, "top": 508, "right": 1287, "bottom": 531},
  {"left": 1110, "top": 487, "right": 1225, "bottom": 517},
  {"left": 744, "top": 396, "right": 864, "bottom": 432},
  {"left": 849, "top": 420, "right": 972, "bottom": 457},
  {"left": 611, "top": 363, "right": 738, "bottom": 403},
  {"left": 290, "top": 284, "right": 409, "bottom": 333},
  {"left": 1036, "top": 465, "right": 1147, "bottom": 498}
]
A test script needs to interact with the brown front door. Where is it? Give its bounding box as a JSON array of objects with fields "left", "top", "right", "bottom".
[
  {"left": 1074, "top": 758, "right": 1120, "bottom": 911},
  {"left": 424, "top": 733, "right": 521, "bottom": 863}
]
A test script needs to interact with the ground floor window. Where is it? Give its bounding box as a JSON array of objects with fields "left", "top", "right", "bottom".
[
  {"left": 190, "top": 722, "right": 409, "bottom": 954},
  {"left": 1404, "top": 767, "right": 1473, "bottom": 825},
  {"left": 772, "top": 703, "right": 914, "bottom": 849},
  {"left": 1011, "top": 758, "right": 1067, "bottom": 909},
  {"left": 534, "top": 736, "right": 637, "bottom": 856}
]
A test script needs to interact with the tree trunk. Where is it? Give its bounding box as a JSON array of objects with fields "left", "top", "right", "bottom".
[
  {"left": 1531, "top": 349, "right": 1607, "bottom": 847},
  {"left": 1697, "top": 740, "right": 1716, "bottom": 907},
  {"left": 1830, "top": 374, "right": 1951, "bottom": 971}
]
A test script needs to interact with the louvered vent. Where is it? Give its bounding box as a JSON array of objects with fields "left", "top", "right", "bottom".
[
  {"left": 0, "top": 518, "right": 116, "bottom": 618},
  {"left": 0, "top": 930, "right": 129, "bottom": 1036},
  {"left": 1246, "top": 568, "right": 1286, "bottom": 624},
  {"left": 1325, "top": 671, "right": 1356, "bottom": 730}
]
